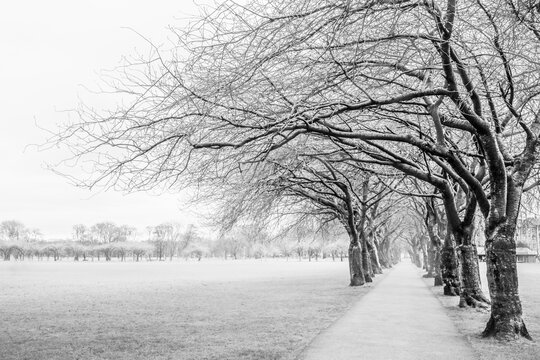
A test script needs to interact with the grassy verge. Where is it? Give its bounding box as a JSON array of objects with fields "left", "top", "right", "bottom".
[
  {"left": 425, "top": 262, "right": 540, "bottom": 360},
  {"left": 0, "top": 259, "right": 384, "bottom": 360}
]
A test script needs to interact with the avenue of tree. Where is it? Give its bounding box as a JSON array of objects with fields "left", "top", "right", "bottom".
[{"left": 52, "top": 0, "right": 540, "bottom": 341}]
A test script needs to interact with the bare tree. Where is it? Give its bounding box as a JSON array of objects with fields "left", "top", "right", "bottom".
[
  {"left": 0, "top": 220, "right": 27, "bottom": 242},
  {"left": 72, "top": 224, "right": 89, "bottom": 242},
  {"left": 52, "top": 0, "right": 540, "bottom": 339},
  {"left": 214, "top": 151, "right": 402, "bottom": 285}
]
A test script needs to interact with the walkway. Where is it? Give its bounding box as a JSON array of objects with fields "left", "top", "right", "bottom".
[{"left": 298, "top": 262, "right": 477, "bottom": 360}]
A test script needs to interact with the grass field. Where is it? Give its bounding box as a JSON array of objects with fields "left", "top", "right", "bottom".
[
  {"left": 0, "top": 259, "right": 380, "bottom": 360},
  {"left": 429, "top": 262, "right": 540, "bottom": 360}
]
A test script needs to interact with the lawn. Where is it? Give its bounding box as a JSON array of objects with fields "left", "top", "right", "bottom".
[
  {"left": 428, "top": 262, "right": 540, "bottom": 360},
  {"left": 0, "top": 259, "right": 381, "bottom": 360}
]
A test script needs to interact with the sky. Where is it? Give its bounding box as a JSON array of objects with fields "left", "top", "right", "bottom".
[{"left": 0, "top": 1, "right": 211, "bottom": 239}]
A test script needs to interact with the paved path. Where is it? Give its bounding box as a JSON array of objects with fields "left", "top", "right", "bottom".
[{"left": 298, "top": 262, "right": 477, "bottom": 360}]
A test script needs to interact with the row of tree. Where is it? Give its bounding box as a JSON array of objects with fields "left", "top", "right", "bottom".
[
  {"left": 0, "top": 237, "right": 354, "bottom": 262},
  {"left": 1, "top": 218, "right": 399, "bottom": 264},
  {"left": 0, "top": 220, "right": 138, "bottom": 244},
  {"left": 51, "top": 0, "right": 540, "bottom": 340},
  {"left": 72, "top": 222, "right": 137, "bottom": 243}
]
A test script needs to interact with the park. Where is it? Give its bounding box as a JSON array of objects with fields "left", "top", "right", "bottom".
[
  {"left": 3, "top": 0, "right": 540, "bottom": 359},
  {"left": 2, "top": 255, "right": 540, "bottom": 359}
]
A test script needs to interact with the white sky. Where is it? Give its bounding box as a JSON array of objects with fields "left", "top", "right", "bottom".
[{"left": 0, "top": 1, "right": 210, "bottom": 239}]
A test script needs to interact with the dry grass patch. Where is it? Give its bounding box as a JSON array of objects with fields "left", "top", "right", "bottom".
[{"left": 0, "top": 259, "right": 384, "bottom": 360}]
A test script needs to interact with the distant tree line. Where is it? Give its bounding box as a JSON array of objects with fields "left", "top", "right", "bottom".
[{"left": 0, "top": 220, "right": 375, "bottom": 262}]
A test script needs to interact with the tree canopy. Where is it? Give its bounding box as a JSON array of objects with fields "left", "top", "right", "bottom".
[{"left": 52, "top": 0, "right": 540, "bottom": 340}]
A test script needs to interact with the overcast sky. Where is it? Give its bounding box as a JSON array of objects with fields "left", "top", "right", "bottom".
[{"left": 0, "top": 1, "right": 210, "bottom": 239}]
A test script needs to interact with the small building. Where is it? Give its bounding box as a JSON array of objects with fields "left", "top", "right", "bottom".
[
  {"left": 477, "top": 246, "right": 486, "bottom": 262},
  {"left": 476, "top": 246, "right": 537, "bottom": 263},
  {"left": 516, "top": 217, "right": 540, "bottom": 254},
  {"left": 516, "top": 247, "right": 537, "bottom": 263}
]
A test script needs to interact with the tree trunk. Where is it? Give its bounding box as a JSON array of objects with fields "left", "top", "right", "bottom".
[
  {"left": 348, "top": 243, "right": 365, "bottom": 286},
  {"left": 362, "top": 247, "right": 373, "bottom": 282},
  {"left": 423, "top": 197, "right": 444, "bottom": 286},
  {"left": 361, "top": 237, "right": 373, "bottom": 282},
  {"left": 426, "top": 243, "right": 444, "bottom": 286},
  {"left": 424, "top": 252, "right": 434, "bottom": 277},
  {"left": 423, "top": 240, "right": 436, "bottom": 278},
  {"left": 410, "top": 248, "right": 422, "bottom": 268},
  {"left": 441, "top": 234, "right": 460, "bottom": 296},
  {"left": 369, "top": 247, "right": 383, "bottom": 274},
  {"left": 379, "top": 244, "right": 391, "bottom": 268},
  {"left": 455, "top": 226, "right": 490, "bottom": 308},
  {"left": 368, "top": 237, "right": 383, "bottom": 274},
  {"left": 433, "top": 246, "right": 443, "bottom": 286},
  {"left": 482, "top": 223, "right": 530, "bottom": 340},
  {"left": 422, "top": 243, "right": 429, "bottom": 271},
  {"left": 458, "top": 244, "right": 490, "bottom": 308}
]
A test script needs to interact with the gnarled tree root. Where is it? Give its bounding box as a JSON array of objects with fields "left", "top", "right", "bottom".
[
  {"left": 482, "top": 315, "right": 532, "bottom": 341},
  {"left": 350, "top": 276, "right": 365, "bottom": 286},
  {"left": 458, "top": 293, "right": 490, "bottom": 309},
  {"left": 443, "top": 282, "right": 460, "bottom": 296}
]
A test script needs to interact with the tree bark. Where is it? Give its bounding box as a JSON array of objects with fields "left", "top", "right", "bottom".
[
  {"left": 356, "top": 178, "right": 373, "bottom": 282},
  {"left": 441, "top": 234, "right": 460, "bottom": 296},
  {"left": 361, "top": 236, "right": 373, "bottom": 282},
  {"left": 455, "top": 226, "right": 490, "bottom": 308},
  {"left": 421, "top": 243, "right": 429, "bottom": 272},
  {"left": 423, "top": 198, "right": 444, "bottom": 286},
  {"left": 482, "top": 223, "right": 531, "bottom": 340},
  {"left": 349, "top": 242, "right": 366, "bottom": 286},
  {"left": 367, "top": 235, "right": 383, "bottom": 274},
  {"left": 423, "top": 240, "right": 436, "bottom": 278},
  {"left": 369, "top": 244, "right": 383, "bottom": 275},
  {"left": 409, "top": 246, "right": 423, "bottom": 268},
  {"left": 425, "top": 244, "right": 443, "bottom": 287},
  {"left": 362, "top": 249, "right": 373, "bottom": 282},
  {"left": 458, "top": 244, "right": 489, "bottom": 308},
  {"left": 379, "top": 245, "right": 391, "bottom": 268},
  {"left": 433, "top": 246, "right": 443, "bottom": 286}
]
